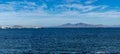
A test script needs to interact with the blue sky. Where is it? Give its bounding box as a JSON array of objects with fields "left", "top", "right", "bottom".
[{"left": 0, "top": 0, "right": 120, "bottom": 26}]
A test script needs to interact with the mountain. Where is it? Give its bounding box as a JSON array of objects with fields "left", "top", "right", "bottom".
[
  {"left": 59, "top": 23, "right": 120, "bottom": 28},
  {"left": 58, "top": 23, "right": 105, "bottom": 28}
]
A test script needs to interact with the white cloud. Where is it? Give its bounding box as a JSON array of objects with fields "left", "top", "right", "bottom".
[
  {"left": 99, "top": 5, "right": 108, "bottom": 10},
  {"left": 57, "top": 4, "right": 106, "bottom": 12},
  {"left": 0, "top": 1, "right": 119, "bottom": 19},
  {"left": 63, "top": 11, "right": 120, "bottom": 18},
  {"left": 7, "top": 1, "right": 37, "bottom": 6},
  {"left": 52, "top": 10, "right": 120, "bottom": 18},
  {"left": 64, "top": 0, "right": 81, "bottom": 3},
  {"left": 0, "top": 1, "right": 38, "bottom": 12},
  {"left": 82, "top": 11, "right": 120, "bottom": 18},
  {"left": 0, "top": 2, "right": 49, "bottom": 18},
  {"left": 0, "top": 4, "right": 14, "bottom": 11},
  {"left": 85, "top": 0, "right": 97, "bottom": 4}
]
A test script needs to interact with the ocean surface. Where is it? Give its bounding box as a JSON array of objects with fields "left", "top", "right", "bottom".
[{"left": 0, "top": 28, "right": 120, "bottom": 54}]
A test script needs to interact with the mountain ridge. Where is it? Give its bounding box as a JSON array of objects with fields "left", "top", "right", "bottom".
[{"left": 57, "top": 23, "right": 105, "bottom": 27}]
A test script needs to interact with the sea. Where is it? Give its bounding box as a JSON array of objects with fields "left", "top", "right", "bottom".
[{"left": 0, "top": 28, "right": 120, "bottom": 54}]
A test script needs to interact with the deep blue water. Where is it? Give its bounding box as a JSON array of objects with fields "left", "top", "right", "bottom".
[{"left": 0, "top": 28, "right": 120, "bottom": 54}]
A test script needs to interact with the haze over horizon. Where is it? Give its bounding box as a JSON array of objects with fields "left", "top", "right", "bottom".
[{"left": 0, "top": 0, "right": 120, "bottom": 26}]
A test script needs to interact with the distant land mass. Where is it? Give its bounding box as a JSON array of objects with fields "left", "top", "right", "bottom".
[
  {"left": 0, "top": 25, "right": 41, "bottom": 29},
  {"left": 52, "top": 23, "right": 120, "bottom": 28},
  {"left": 0, "top": 23, "right": 120, "bottom": 29}
]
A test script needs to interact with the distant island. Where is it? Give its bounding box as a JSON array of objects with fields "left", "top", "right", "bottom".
[
  {"left": 0, "top": 25, "right": 41, "bottom": 29},
  {"left": 0, "top": 23, "right": 120, "bottom": 29},
  {"left": 53, "top": 23, "right": 120, "bottom": 28}
]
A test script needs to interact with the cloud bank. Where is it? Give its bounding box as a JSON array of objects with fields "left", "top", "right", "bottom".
[{"left": 0, "top": 0, "right": 120, "bottom": 26}]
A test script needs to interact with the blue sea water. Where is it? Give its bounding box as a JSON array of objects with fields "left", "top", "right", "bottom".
[{"left": 0, "top": 28, "right": 120, "bottom": 54}]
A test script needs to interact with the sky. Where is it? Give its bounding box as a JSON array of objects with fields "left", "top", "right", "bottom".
[{"left": 0, "top": 0, "right": 120, "bottom": 26}]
